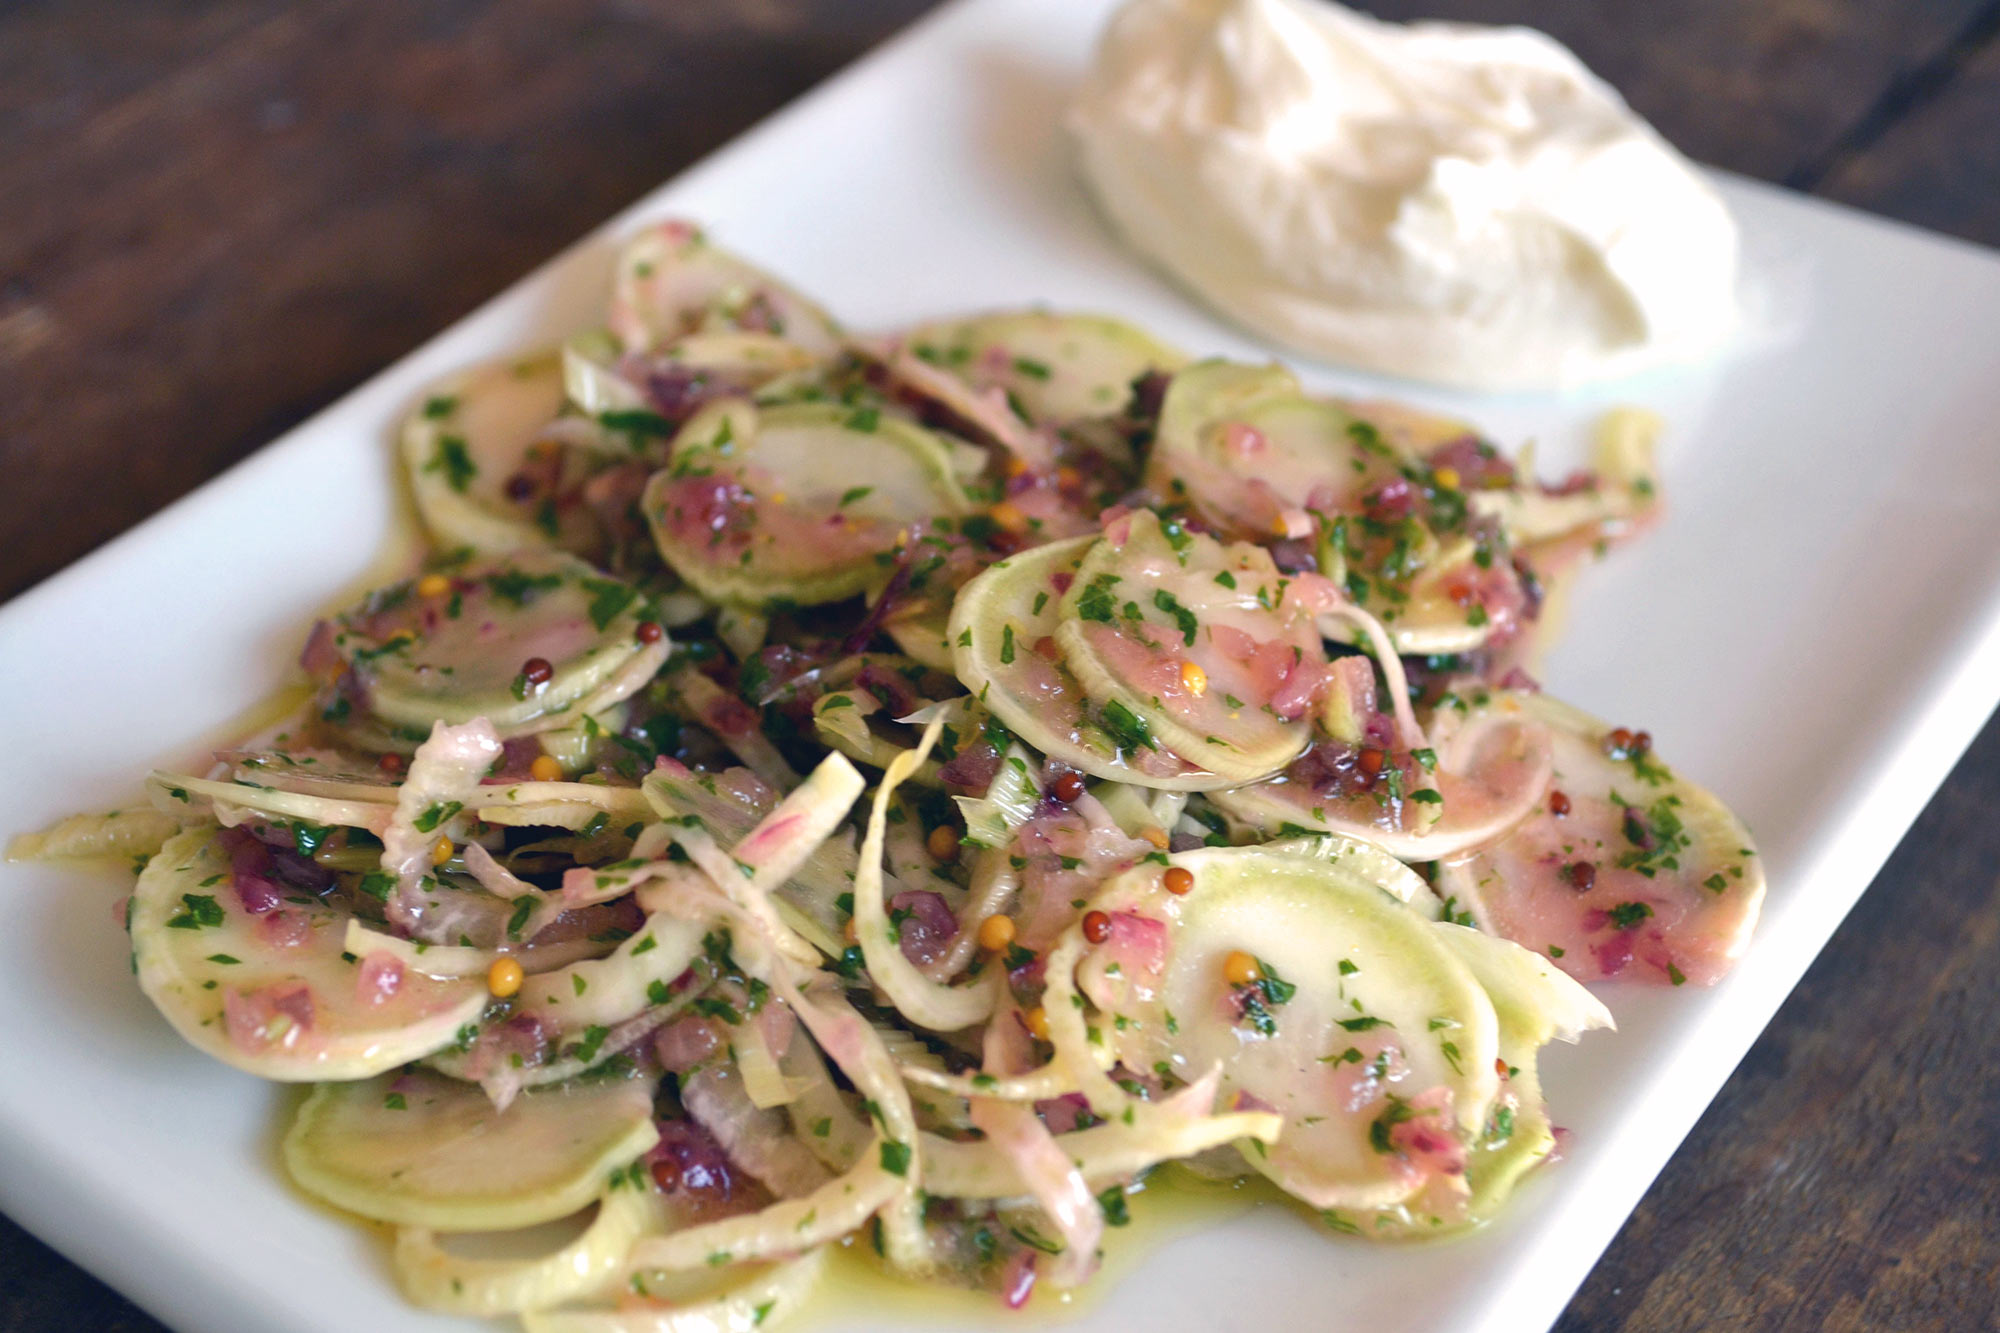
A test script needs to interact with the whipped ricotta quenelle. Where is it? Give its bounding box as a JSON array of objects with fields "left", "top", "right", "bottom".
[{"left": 1070, "top": 0, "right": 1739, "bottom": 390}]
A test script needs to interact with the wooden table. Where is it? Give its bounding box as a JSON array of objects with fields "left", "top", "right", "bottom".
[{"left": 4, "top": 2, "right": 1997, "bottom": 1328}]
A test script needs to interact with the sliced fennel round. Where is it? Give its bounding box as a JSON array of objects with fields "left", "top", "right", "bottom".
[
  {"left": 947, "top": 535, "right": 1224, "bottom": 791},
  {"left": 884, "top": 604, "right": 957, "bottom": 672},
  {"left": 1077, "top": 842, "right": 1502, "bottom": 1213},
  {"left": 642, "top": 399, "right": 971, "bottom": 610},
  {"left": 1470, "top": 406, "right": 1662, "bottom": 551},
  {"left": 329, "top": 552, "right": 668, "bottom": 741},
  {"left": 1317, "top": 526, "right": 1525, "bottom": 657},
  {"left": 1055, "top": 510, "right": 1323, "bottom": 783},
  {"left": 1145, "top": 359, "right": 1405, "bottom": 536},
  {"left": 1324, "top": 924, "right": 1612, "bottom": 1237},
  {"left": 1211, "top": 689, "right": 1552, "bottom": 859},
  {"left": 809, "top": 657, "right": 962, "bottom": 781},
  {"left": 284, "top": 1067, "right": 660, "bottom": 1231},
  {"left": 131, "top": 829, "right": 487, "bottom": 1081},
  {"left": 395, "top": 1184, "right": 667, "bottom": 1316},
  {"left": 1436, "top": 690, "right": 1763, "bottom": 986},
  {"left": 8, "top": 806, "right": 181, "bottom": 862},
  {"left": 608, "top": 221, "right": 841, "bottom": 360},
  {"left": 403, "top": 351, "right": 601, "bottom": 556},
  {"left": 901, "top": 310, "right": 1185, "bottom": 425},
  {"left": 524, "top": 1248, "right": 828, "bottom": 1333}
]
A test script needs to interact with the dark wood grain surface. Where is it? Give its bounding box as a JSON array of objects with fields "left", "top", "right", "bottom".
[{"left": 3, "top": 2, "right": 1998, "bottom": 1329}]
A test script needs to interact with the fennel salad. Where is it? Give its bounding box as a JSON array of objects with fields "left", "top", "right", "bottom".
[{"left": 11, "top": 220, "right": 1763, "bottom": 1331}]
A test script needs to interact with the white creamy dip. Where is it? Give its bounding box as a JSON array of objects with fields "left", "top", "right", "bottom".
[{"left": 1069, "top": 0, "right": 1739, "bottom": 390}]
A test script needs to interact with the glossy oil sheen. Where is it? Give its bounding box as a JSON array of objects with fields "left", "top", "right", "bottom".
[{"left": 3, "top": 1, "right": 2000, "bottom": 1331}]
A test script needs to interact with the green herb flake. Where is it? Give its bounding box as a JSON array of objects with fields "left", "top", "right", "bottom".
[
  {"left": 425, "top": 435, "right": 476, "bottom": 492},
  {"left": 1098, "top": 699, "right": 1156, "bottom": 753},
  {"left": 166, "top": 894, "right": 224, "bottom": 930},
  {"left": 1152, "top": 589, "right": 1199, "bottom": 645},
  {"left": 581, "top": 578, "right": 639, "bottom": 632},
  {"left": 412, "top": 801, "right": 463, "bottom": 833},
  {"left": 1075, "top": 573, "right": 1121, "bottom": 624},
  {"left": 1606, "top": 901, "right": 1654, "bottom": 930}
]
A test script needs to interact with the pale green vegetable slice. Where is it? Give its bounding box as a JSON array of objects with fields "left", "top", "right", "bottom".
[
  {"left": 1471, "top": 406, "right": 1661, "bottom": 550},
  {"left": 518, "top": 912, "right": 708, "bottom": 1031},
  {"left": 7, "top": 807, "right": 181, "bottom": 862},
  {"left": 1325, "top": 925, "right": 1612, "bottom": 1237},
  {"left": 1210, "top": 689, "right": 1552, "bottom": 860},
  {"left": 525, "top": 1248, "right": 827, "bottom": 1333},
  {"left": 328, "top": 552, "right": 669, "bottom": 741},
  {"left": 947, "top": 535, "right": 1224, "bottom": 791},
  {"left": 223, "top": 748, "right": 401, "bottom": 801},
  {"left": 902, "top": 310, "right": 1184, "bottom": 425},
  {"left": 919, "top": 1072, "right": 1279, "bottom": 1198},
  {"left": 1075, "top": 843, "right": 1501, "bottom": 1213},
  {"left": 640, "top": 764, "right": 856, "bottom": 958},
  {"left": 394, "top": 1184, "right": 667, "bottom": 1316},
  {"left": 608, "top": 221, "right": 841, "bottom": 359},
  {"left": 1316, "top": 527, "right": 1511, "bottom": 656},
  {"left": 641, "top": 399, "right": 971, "bottom": 610},
  {"left": 851, "top": 718, "right": 997, "bottom": 1032},
  {"left": 1055, "top": 510, "right": 1323, "bottom": 783},
  {"left": 884, "top": 604, "right": 957, "bottom": 671},
  {"left": 1145, "top": 359, "right": 1406, "bottom": 537},
  {"left": 146, "top": 771, "right": 391, "bottom": 840},
  {"left": 1435, "top": 690, "right": 1764, "bottom": 986},
  {"left": 132, "top": 829, "right": 486, "bottom": 1081},
  {"left": 564, "top": 327, "right": 821, "bottom": 422},
  {"left": 953, "top": 743, "right": 1042, "bottom": 852},
  {"left": 561, "top": 330, "right": 648, "bottom": 417},
  {"left": 808, "top": 655, "right": 962, "bottom": 781},
  {"left": 403, "top": 351, "right": 603, "bottom": 556},
  {"left": 284, "top": 1068, "right": 660, "bottom": 1231}
]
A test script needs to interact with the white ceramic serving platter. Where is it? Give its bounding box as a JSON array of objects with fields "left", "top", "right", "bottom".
[{"left": 5, "top": 1, "right": 2000, "bottom": 1330}]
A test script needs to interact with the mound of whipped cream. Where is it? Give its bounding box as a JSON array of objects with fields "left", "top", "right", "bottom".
[{"left": 1069, "top": 0, "right": 1739, "bottom": 391}]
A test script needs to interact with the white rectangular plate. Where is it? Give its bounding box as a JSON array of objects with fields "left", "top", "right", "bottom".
[{"left": 6, "top": 2, "right": 2000, "bottom": 1330}]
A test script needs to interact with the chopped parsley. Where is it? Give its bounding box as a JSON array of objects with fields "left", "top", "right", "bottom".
[
  {"left": 425, "top": 435, "right": 476, "bottom": 492},
  {"left": 1606, "top": 900, "right": 1654, "bottom": 930},
  {"left": 1097, "top": 699, "right": 1156, "bottom": 753},
  {"left": 166, "top": 893, "right": 224, "bottom": 930},
  {"left": 1075, "top": 573, "right": 1121, "bottom": 624},
  {"left": 1152, "top": 589, "right": 1199, "bottom": 645},
  {"left": 1235, "top": 957, "right": 1296, "bottom": 1036},
  {"left": 580, "top": 578, "right": 639, "bottom": 631},
  {"left": 412, "top": 800, "right": 463, "bottom": 833}
]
